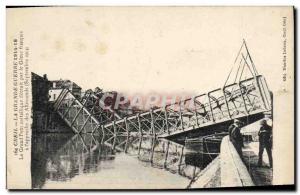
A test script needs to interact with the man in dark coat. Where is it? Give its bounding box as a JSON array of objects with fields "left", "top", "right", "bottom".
[
  {"left": 258, "top": 119, "right": 273, "bottom": 168},
  {"left": 228, "top": 119, "right": 244, "bottom": 157}
]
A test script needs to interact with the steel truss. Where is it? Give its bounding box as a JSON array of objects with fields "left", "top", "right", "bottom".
[
  {"left": 54, "top": 89, "right": 121, "bottom": 133},
  {"left": 54, "top": 75, "right": 271, "bottom": 137}
]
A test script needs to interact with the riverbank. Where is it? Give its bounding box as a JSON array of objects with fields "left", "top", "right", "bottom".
[
  {"left": 191, "top": 135, "right": 254, "bottom": 188},
  {"left": 189, "top": 156, "right": 220, "bottom": 188},
  {"left": 242, "top": 141, "right": 273, "bottom": 186},
  {"left": 191, "top": 135, "right": 273, "bottom": 188}
]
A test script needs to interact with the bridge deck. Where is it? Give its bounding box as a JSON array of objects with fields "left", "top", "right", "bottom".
[{"left": 53, "top": 75, "right": 272, "bottom": 138}]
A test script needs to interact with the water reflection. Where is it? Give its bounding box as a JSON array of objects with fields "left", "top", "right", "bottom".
[{"left": 32, "top": 133, "right": 216, "bottom": 189}]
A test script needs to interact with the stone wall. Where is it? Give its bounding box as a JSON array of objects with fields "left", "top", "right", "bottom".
[{"left": 220, "top": 136, "right": 254, "bottom": 187}]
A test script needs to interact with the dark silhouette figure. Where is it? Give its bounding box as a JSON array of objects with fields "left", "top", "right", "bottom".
[
  {"left": 228, "top": 119, "right": 244, "bottom": 157},
  {"left": 258, "top": 119, "right": 273, "bottom": 168}
]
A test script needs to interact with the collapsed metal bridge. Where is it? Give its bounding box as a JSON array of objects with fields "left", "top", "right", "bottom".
[{"left": 53, "top": 41, "right": 272, "bottom": 138}]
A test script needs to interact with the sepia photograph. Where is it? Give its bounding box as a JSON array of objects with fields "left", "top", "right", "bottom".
[{"left": 5, "top": 6, "right": 294, "bottom": 190}]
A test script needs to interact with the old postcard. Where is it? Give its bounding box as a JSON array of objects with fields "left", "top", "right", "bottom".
[{"left": 6, "top": 6, "right": 294, "bottom": 189}]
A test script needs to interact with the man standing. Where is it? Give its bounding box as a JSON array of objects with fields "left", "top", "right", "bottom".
[
  {"left": 258, "top": 119, "right": 273, "bottom": 168},
  {"left": 228, "top": 119, "right": 244, "bottom": 157},
  {"left": 228, "top": 119, "right": 240, "bottom": 140}
]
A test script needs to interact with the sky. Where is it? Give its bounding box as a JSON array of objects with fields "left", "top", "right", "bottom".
[{"left": 7, "top": 6, "right": 293, "bottom": 96}]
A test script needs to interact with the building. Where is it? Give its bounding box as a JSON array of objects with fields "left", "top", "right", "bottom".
[
  {"left": 49, "top": 79, "right": 82, "bottom": 102},
  {"left": 31, "top": 72, "right": 76, "bottom": 133},
  {"left": 31, "top": 73, "right": 51, "bottom": 133},
  {"left": 32, "top": 73, "right": 51, "bottom": 111}
]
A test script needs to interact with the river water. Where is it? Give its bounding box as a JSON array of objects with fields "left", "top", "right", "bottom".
[{"left": 31, "top": 133, "right": 217, "bottom": 189}]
